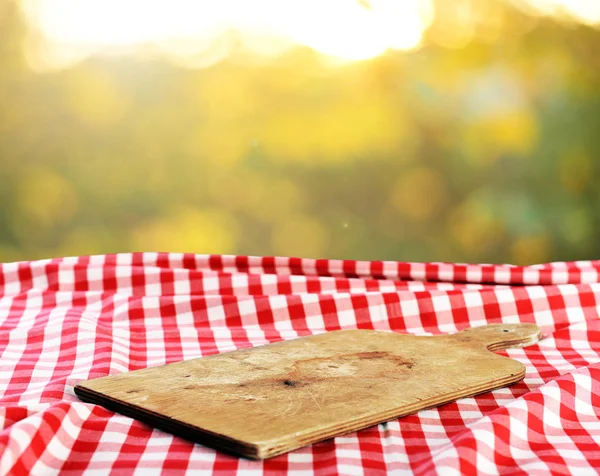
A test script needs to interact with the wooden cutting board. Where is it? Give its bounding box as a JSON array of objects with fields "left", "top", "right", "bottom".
[{"left": 74, "top": 323, "right": 541, "bottom": 460}]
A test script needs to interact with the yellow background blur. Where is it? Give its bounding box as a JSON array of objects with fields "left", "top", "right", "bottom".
[{"left": 1, "top": 0, "right": 599, "bottom": 264}]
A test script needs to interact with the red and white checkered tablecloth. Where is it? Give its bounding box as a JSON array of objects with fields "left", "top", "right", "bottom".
[{"left": 1, "top": 253, "right": 600, "bottom": 475}]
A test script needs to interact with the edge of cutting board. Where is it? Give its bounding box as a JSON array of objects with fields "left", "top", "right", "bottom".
[{"left": 74, "top": 364, "right": 525, "bottom": 460}]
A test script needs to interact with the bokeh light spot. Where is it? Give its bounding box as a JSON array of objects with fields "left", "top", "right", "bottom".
[
  {"left": 390, "top": 167, "right": 445, "bottom": 220},
  {"left": 271, "top": 215, "right": 329, "bottom": 259},
  {"left": 133, "top": 208, "right": 239, "bottom": 254}
]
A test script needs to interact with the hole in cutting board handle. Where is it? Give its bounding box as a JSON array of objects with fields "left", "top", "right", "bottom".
[{"left": 455, "top": 323, "right": 542, "bottom": 351}]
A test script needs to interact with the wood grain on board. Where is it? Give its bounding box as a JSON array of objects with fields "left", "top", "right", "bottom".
[{"left": 74, "top": 323, "right": 542, "bottom": 459}]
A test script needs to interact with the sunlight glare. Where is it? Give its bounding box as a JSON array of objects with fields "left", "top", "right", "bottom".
[
  {"left": 22, "top": 0, "right": 433, "bottom": 69},
  {"left": 525, "top": 0, "right": 600, "bottom": 24}
]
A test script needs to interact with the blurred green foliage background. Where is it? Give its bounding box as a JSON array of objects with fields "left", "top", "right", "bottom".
[{"left": 1, "top": 0, "right": 599, "bottom": 264}]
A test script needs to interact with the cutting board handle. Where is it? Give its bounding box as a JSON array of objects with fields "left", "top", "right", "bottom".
[{"left": 450, "top": 323, "right": 541, "bottom": 351}]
